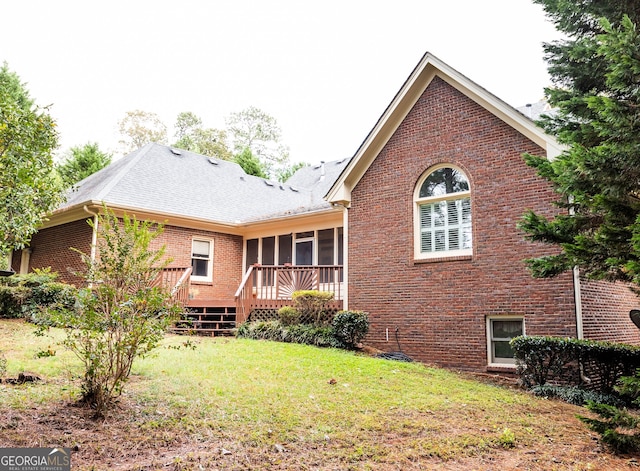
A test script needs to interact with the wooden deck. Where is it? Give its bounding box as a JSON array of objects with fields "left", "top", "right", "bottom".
[
  {"left": 161, "top": 264, "right": 344, "bottom": 336},
  {"left": 235, "top": 264, "right": 344, "bottom": 323}
]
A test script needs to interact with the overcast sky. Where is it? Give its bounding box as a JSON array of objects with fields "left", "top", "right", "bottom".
[{"left": 3, "top": 0, "right": 560, "bottom": 164}]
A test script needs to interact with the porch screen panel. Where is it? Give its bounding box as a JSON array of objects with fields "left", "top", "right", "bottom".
[
  {"left": 262, "top": 237, "right": 275, "bottom": 285},
  {"left": 262, "top": 237, "right": 275, "bottom": 265},
  {"left": 278, "top": 234, "right": 292, "bottom": 265},
  {"left": 246, "top": 238, "right": 258, "bottom": 272},
  {"left": 318, "top": 229, "right": 334, "bottom": 265},
  {"left": 318, "top": 228, "right": 334, "bottom": 283}
]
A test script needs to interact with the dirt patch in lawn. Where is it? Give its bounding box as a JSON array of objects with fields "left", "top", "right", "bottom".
[{"left": 1, "top": 394, "right": 639, "bottom": 471}]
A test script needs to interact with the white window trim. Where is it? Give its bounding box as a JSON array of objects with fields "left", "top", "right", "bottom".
[
  {"left": 190, "top": 238, "right": 213, "bottom": 283},
  {"left": 413, "top": 164, "right": 472, "bottom": 260},
  {"left": 486, "top": 316, "right": 525, "bottom": 368}
]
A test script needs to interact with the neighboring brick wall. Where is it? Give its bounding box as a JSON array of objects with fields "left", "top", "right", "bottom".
[
  {"left": 580, "top": 278, "right": 640, "bottom": 344},
  {"left": 28, "top": 219, "right": 93, "bottom": 285},
  {"left": 348, "top": 76, "right": 578, "bottom": 371},
  {"left": 151, "top": 225, "right": 243, "bottom": 303}
]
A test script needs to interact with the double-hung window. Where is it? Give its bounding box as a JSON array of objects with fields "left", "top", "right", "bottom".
[
  {"left": 486, "top": 317, "right": 524, "bottom": 366},
  {"left": 191, "top": 239, "right": 213, "bottom": 282},
  {"left": 415, "top": 165, "right": 472, "bottom": 259}
]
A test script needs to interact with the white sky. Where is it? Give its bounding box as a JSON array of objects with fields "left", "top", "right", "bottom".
[{"left": 2, "top": 0, "right": 559, "bottom": 164}]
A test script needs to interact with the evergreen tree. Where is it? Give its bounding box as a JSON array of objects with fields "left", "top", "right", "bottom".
[
  {"left": 520, "top": 1, "right": 640, "bottom": 288},
  {"left": 234, "top": 147, "right": 267, "bottom": 178},
  {"left": 57, "top": 142, "right": 112, "bottom": 187}
]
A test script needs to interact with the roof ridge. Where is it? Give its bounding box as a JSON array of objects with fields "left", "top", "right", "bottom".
[{"left": 94, "top": 143, "right": 155, "bottom": 201}]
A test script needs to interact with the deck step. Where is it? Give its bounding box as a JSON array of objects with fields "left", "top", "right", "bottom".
[{"left": 173, "top": 305, "right": 236, "bottom": 337}]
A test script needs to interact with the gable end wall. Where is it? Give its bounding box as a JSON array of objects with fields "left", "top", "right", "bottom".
[{"left": 348, "top": 76, "right": 580, "bottom": 371}]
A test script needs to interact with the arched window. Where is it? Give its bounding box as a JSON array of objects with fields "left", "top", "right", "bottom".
[{"left": 414, "top": 165, "right": 472, "bottom": 259}]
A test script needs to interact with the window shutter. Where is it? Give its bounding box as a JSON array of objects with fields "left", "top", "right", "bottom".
[{"left": 420, "top": 205, "right": 433, "bottom": 252}]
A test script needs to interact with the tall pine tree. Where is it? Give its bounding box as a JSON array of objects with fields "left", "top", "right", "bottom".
[{"left": 520, "top": 1, "right": 640, "bottom": 290}]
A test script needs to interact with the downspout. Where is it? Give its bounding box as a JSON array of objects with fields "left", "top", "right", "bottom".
[
  {"left": 566, "top": 194, "right": 583, "bottom": 340},
  {"left": 568, "top": 193, "right": 589, "bottom": 383},
  {"left": 83, "top": 205, "right": 99, "bottom": 263},
  {"left": 573, "top": 266, "right": 584, "bottom": 340}
]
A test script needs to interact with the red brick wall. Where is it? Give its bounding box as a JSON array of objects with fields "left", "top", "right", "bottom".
[
  {"left": 580, "top": 278, "right": 640, "bottom": 344},
  {"left": 153, "top": 225, "right": 243, "bottom": 302},
  {"left": 28, "top": 219, "right": 243, "bottom": 303},
  {"left": 348, "top": 76, "right": 578, "bottom": 371},
  {"left": 28, "top": 219, "right": 93, "bottom": 285}
]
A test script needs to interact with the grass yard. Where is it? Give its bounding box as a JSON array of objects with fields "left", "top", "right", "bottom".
[{"left": 0, "top": 318, "right": 637, "bottom": 470}]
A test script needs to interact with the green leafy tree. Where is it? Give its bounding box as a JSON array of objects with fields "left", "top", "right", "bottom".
[
  {"left": 118, "top": 109, "right": 168, "bottom": 154},
  {"left": 57, "top": 142, "right": 112, "bottom": 187},
  {"left": 52, "top": 207, "right": 182, "bottom": 415},
  {"left": 520, "top": 2, "right": 640, "bottom": 286},
  {"left": 225, "top": 106, "right": 291, "bottom": 179},
  {"left": 172, "top": 111, "right": 232, "bottom": 160},
  {"left": 0, "top": 63, "right": 62, "bottom": 269},
  {"left": 234, "top": 147, "right": 267, "bottom": 178}
]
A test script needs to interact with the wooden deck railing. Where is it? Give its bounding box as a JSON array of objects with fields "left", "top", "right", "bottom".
[
  {"left": 155, "top": 266, "right": 192, "bottom": 306},
  {"left": 234, "top": 265, "right": 344, "bottom": 323}
]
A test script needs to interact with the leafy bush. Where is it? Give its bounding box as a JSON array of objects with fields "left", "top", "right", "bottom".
[
  {"left": 332, "top": 310, "right": 369, "bottom": 349},
  {"left": 237, "top": 320, "right": 341, "bottom": 348},
  {"left": 291, "top": 290, "right": 334, "bottom": 325},
  {"left": 511, "top": 336, "right": 640, "bottom": 393},
  {"left": 511, "top": 336, "right": 579, "bottom": 388},
  {"left": 278, "top": 306, "right": 300, "bottom": 326},
  {"left": 0, "top": 269, "right": 77, "bottom": 322},
  {"left": 52, "top": 208, "right": 182, "bottom": 416},
  {"left": 531, "top": 384, "right": 625, "bottom": 407}
]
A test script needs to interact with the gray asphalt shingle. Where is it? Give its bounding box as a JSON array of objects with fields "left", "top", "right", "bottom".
[{"left": 60, "top": 143, "right": 349, "bottom": 224}]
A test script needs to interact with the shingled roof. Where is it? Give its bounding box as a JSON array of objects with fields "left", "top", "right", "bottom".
[{"left": 59, "top": 143, "right": 350, "bottom": 225}]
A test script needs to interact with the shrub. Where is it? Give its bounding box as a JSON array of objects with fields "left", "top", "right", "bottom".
[
  {"left": 278, "top": 306, "right": 300, "bottom": 326},
  {"left": 0, "top": 268, "right": 77, "bottom": 322},
  {"left": 531, "top": 384, "right": 625, "bottom": 407},
  {"left": 236, "top": 320, "right": 341, "bottom": 348},
  {"left": 332, "top": 310, "right": 369, "bottom": 349},
  {"left": 52, "top": 208, "right": 182, "bottom": 416},
  {"left": 291, "top": 290, "right": 334, "bottom": 325},
  {"left": 511, "top": 335, "right": 640, "bottom": 393},
  {"left": 510, "top": 336, "right": 579, "bottom": 388}
]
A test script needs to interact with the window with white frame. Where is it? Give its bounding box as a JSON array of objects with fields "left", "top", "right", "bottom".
[
  {"left": 486, "top": 316, "right": 524, "bottom": 365},
  {"left": 415, "top": 165, "right": 472, "bottom": 259},
  {"left": 191, "top": 239, "right": 213, "bottom": 282}
]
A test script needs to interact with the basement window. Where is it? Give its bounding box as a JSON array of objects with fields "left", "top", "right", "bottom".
[{"left": 486, "top": 316, "right": 524, "bottom": 366}]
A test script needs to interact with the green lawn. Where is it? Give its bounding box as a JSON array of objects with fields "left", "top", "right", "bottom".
[{"left": 0, "top": 319, "right": 632, "bottom": 470}]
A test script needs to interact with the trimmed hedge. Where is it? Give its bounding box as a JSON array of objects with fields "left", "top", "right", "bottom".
[
  {"left": 530, "top": 384, "right": 625, "bottom": 407},
  {"left": 511, "top": 335, "right": 640, "bottom": 394},
  {"left": 237, "top": 309, "right": 370, "bottom": 350},
  {"left": 236, "top": 321, "right": 340, "bottom": 348},
  {"left": 0, "top": 270, "right": 77, "bottom": 324}
]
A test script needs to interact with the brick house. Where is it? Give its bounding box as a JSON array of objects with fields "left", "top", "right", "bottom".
[{"left": 17, "top": 52, "right": 640, "bottom": 372}]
